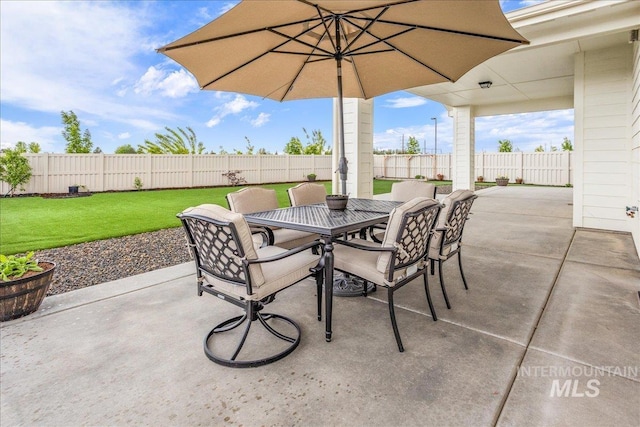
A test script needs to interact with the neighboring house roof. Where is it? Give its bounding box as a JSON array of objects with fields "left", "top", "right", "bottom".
[{"left": 407, "top": 0, "right": 639, "bottom": 117}]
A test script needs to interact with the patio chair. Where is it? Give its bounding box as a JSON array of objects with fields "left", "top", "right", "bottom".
[
  {"left": 178, "top": 204, "right": 323, "bottom": 368},
  {"left": 227, "top": 187, "right": 318, "bottom": 249},
  {"left": 333, "top": 197, "right": 442, "bottom": 352},
  {"left": 391, "top": 180, "right": 437, "bottom": 201},
  {"left": 365, "top": 180, "right": 437, "bottom": 242},
  {"left": 428, "top": 190, "right": 477, "bottom": 310},
  {"left": 287, "top": 182, "right": 327, "bottom": 206}
]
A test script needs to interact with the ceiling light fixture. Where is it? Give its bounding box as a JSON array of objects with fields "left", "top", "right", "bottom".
[{"left": 479, "top": 81, "right": 492, "bottom": 89}]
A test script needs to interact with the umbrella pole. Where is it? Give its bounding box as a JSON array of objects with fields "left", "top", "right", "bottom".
[
  {"left": 335, "top": 20, "right": 348, "bottom": 196},
  {"left": 337, "top": 60, "right": 348, "bottom": 196}
]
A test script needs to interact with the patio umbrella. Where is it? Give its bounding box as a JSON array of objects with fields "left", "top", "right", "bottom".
[{"left": 158, "top": 0, "right": 528, "bottom": 194}]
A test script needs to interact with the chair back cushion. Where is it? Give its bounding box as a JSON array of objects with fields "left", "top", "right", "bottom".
[
  {"left": 180, "top": 204, "right": 265, "bottom": 287},
  {"left": 429, "top": 190, "right": 476, "bottom": 258},
  {"left": 288, "top": 183, "right": 328, "bottom": 206},
  {"left": 226, "top": 187, "right": 279, "bottom": 214},
  {"left": 391, "top": 181, "right": 437, "bottom": 201},
  {"left": 376, "top": 197, "right": 441, "bottom": 274}
]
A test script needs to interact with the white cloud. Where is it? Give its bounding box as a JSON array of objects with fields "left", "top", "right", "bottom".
[
  {"left": 384, "top": 97, "right": 428, "bottom": 109},
  {"left": 206, "top": 95, "right": 259, "bottom": 127},
  {"left": 219, "top": 2, "right": 240, "bottom": 15},
  {"left": 134, "top": 66, "right": 198, "bottom": 98},
  {"left": 476, "top": 110, "right": 573, "bottom": 152},
  {"left": 0, "top": 119, "right": 61, "bottom": 152},
  {"left": 118, "top": 132, "right": 131, "bottom": 140},
  {"left": 251, "top": 113, "right": 270, "bottom": 127}
]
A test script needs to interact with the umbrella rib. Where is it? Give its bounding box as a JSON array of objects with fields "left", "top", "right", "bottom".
[{"left": 159, "top": 16, "right": 330, "bottom": 52}]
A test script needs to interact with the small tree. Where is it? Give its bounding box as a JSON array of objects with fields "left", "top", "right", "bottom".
[
  {"left": 498, "top": 139, "right": 513, "bottom": 152},
  {"left": 534, "top": 145, "right": 544, "bottom": 152},
  {"left": 115, "top": 144, "right": 137, "bottom": 154},
  {"left": 561, "top": 137, "right": 573, "bottom": 151},
  {"left": 28, "top": 142, "right": 41, "bottom": 153},
  {"left": 61, "top": 110, "right": 93, "bottom": 153},
  {"left": 302, "top": 128, "right": 328, "bottom": 155},
  {"left": 0, "top": 145, "right": 32, "bottom": 197},
  {"left": 284, "top": 136, "right": 304, "bottom": 155},
  {"left": 406, "top": 136, "right": 421, "bottom": 154},
  {"left": 138, "top": 126, "right": 205, "bottom": 154},
  {"left": 244, "top": 137, "right": 255, "bottom": 155}
]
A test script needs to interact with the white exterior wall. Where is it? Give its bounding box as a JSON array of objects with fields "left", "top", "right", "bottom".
[
  {"left": 451, "top": 106, "right": 475, "bottom": 191},
  {"left": 574, "top": 45, "right": 634, "bottom": 232},
  {"left": 332, "top": 98, "right": 374, "bottom": 198},
  {"left": 631, "top": 41, "right": 640, "bottom": 255}
]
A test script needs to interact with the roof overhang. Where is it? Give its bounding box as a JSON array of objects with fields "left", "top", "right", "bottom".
[{"left": 407, "top": 0, "right": 640, "bottom": 117}]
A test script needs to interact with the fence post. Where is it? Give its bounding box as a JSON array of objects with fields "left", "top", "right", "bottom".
[
  {"left": 518, "top": 151, "right": 524, "bottom": 180},
  {"left": 43, "top": 153, "right": 49, "bottom": 194},
  {"left": 145, "top": 154, "right": 152, "bottom": 189}
]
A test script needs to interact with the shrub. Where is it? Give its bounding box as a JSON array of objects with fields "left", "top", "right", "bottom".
[{"left": 0, "top": 147, "right": 32, "bottom": 197}]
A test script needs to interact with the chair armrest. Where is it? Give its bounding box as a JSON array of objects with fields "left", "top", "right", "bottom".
[
  {"left": 246, "top": 240, "right": 323, "bottom": 265},
  {"left": 249, "top": 225, "right": 275, "bottom": 246},
  {"left": 334, "top": 239, "right": 395, "bottom": 253}
]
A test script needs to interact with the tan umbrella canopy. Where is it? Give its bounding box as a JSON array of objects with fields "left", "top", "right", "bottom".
[{"left": 159, "top": 0, "right": 528, "bottom": 194}]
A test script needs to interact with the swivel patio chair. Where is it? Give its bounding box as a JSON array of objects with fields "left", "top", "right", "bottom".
[
  {"left": 332, "top": 197, "right": 442, "bottom": 352},
  {"left": 178, "top": 204, "right": 323, "bottom": 368},
  {"left": 366, "top": 180, "right": 437, "bottom": 243},
  {"left": 287, "top": 182, "right": 327, "bottom": 206},
  {"left": 226, "top": 187, "right": 318, "bottom": 249},
  {"left": 428, "top": 190, "right": 477, "bottom": 310}
]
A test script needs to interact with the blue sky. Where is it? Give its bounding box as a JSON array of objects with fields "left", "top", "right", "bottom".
[{"left": 0, "top": 0, "right": 573, "bottom": 155}]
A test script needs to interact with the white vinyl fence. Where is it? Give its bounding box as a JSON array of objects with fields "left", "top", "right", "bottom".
[
  {"left": 2, "top": 152, "right": 573, "bottom": 195},
  {"left": 374, "top": 152, "right": 573, "bottom": 185},
  {"left": 1, "top": 154, "right": 333, "bottom": 195}
]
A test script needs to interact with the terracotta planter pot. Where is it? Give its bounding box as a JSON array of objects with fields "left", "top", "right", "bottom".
[{"left": 0, "top": 262, "right": 56, "bottom": 322}]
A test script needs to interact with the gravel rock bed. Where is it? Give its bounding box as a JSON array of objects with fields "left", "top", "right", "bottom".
[{"left": 36, "top": 228, "right": 192, "bottom": 296}]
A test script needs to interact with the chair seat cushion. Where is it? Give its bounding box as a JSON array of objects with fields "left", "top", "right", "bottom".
[
  {"left": 333, "top": 239, "right": 409, "bottom": 287},
  {"left": 203, "top": 245, "right": 319, "bottom": 301},
  {"left": 271, "top": 228, "right": 319, "bottom": 249}
]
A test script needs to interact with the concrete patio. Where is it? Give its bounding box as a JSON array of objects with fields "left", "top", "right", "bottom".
[{"left": 1, "top": 186, "right": 638, "bottom": 426}]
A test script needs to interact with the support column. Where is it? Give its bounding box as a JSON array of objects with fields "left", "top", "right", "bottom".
[
  {"left": 450, "top": 106, "right": 475, "bottom": 191},
  {"left": 332, "top": 98, "right": 374, "bottom": 198}
]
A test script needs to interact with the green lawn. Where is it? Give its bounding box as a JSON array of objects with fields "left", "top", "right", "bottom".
[
  {"left": 2, "top": 179, "right": 468, "bottom": 254},
  {"left": 2, "top": 182, "right": 348, "bottom": 255}
]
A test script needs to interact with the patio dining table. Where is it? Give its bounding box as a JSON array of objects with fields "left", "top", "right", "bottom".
[{"left": 244, "top": 198, "right": 403, "bottom": 342}]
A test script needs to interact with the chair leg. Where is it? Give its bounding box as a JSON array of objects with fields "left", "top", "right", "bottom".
[
  {"left": 422, "top": 272, "right": 437, "bottom": 321},
  {"left": 458, "top": 251, "right": 469, "bottom": 290},
  {"left": 203, "top": 301, "right": 301, "bottom": 368},
  {"left": 437, "top": 260, "right": 451, "bottom": 309},
  {"left": 430, "top": 259, "right": 435, "bottom": 275},
  {"left": 316, "top": 271, "right": 323, "bottom": 321},
  {"left": 387, "top": 288, "right": 404, "bottom": 352}
]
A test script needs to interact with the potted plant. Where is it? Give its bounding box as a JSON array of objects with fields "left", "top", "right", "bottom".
[
  {"left": 477, "top": 176, "right": 484, "bottom": 183},
  {"left": 515, "top": 177, "right": 524, "bottom": 184},
  {"left": 69, "top": 185, "right": 79, "bottom": 194},
  {"left": 436, "top": 173, "right": 444, "bottom": 181},
  {"left": 306, "top": 173, "right": 317, "bottom": 182},
  {"left": 495, "top": 175, "right": 509, "bottom": 186},
  {"left": 1, "top": 252, "right": 56, "bottom": 322}
]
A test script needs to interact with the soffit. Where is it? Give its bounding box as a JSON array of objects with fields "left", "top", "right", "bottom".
[{"left": 406, "top": 0, "right": 639, "bottom": 116}]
